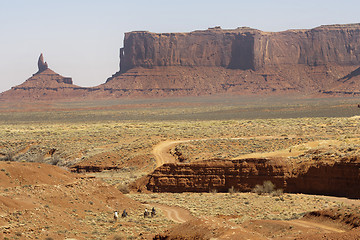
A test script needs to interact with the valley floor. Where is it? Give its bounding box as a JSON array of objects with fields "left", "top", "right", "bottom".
[{"left": 0, "top": 96, "right": 360, "bottom": 239}]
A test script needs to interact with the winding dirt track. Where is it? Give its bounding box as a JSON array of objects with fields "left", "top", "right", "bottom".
[
  {"left": 152, "top": 203, "right": 194, "bottom": 223},
  {"left": 152, "top": 140, "right": 191, "bottom": 167},
  {"left": 290, "top": 220, "right": 345, "bottom": 233},
  {"left": 150, "top": 138, "right": 355, "bottom": 234},
  {"left": 151, "top": 137, "right": 350, "bottom": 168}
]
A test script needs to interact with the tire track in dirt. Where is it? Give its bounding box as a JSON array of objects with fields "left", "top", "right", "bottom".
[
  {"left": 151, "top": 203, "right": 194, "bottom": 223},
  {"left": 152, "top": 140, "right": 191, "bottom": 167},
  {"left": 290, "top": 219, "right": 346, "bottom": 233},
  {"left": 151, "top": 137, "right": 268, "bottom": 167},
  {"left": 152, "top": 137, "right": 349, "bottom": 168}
]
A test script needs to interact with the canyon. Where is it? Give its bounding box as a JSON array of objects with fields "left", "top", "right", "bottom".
[{"left": 1, "top": 24, "right": 360, "bottom": 100}]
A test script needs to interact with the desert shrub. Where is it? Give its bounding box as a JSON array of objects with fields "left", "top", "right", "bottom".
[
  {"left": 117, "top": 184, "right": 130, "bottom": 194},
  {"left": 209, "top": 189, "right": 218, "bottom": 194},
  {"left": 272, "top": 188, "right": 284, "bottom": 197},
  {"left": 48, "top": 156, "right": 61, "bottom": 165},
  {"left": 252, "top": 184, "right": 265, "bottom": 195},
  {"left": 228, "top": 186, "right": 237, "bottom": 194},
  {"left": 262, "top": 180, "right": 275, "bottom": 193},
  {"left": 252, "top": 181, "right": 282, "bottom": 195},
  {"left": 3, "top": 152, "right": 15, "bottom": 161}
]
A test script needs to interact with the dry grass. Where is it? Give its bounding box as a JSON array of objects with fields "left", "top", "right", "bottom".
[
  {"left": 1, "top": 109, "right": 360, "bottom": 186},
  {"left": 1, "top": 99, "right": 360, "bottom": 238},
  {"left": 128, "top": 192, "right": 350, "bottom": 222}
]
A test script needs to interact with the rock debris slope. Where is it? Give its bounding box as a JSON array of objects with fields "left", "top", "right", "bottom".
[
  {"left": 105, "top": 24, "right": 360, "bottom": 97},
  {"left": 0, "top": 54, "right": 91, "bottom": 100}
]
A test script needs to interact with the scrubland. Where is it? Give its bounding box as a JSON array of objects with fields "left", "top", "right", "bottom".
[
  {"left": 1, "top": 97, "right": 360, "bottom": 185},
  {"left": 1, "top": 97, "right": 360, "bottom": 239}
]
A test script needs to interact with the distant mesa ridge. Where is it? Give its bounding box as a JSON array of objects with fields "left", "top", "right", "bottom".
[
  {"left": 117, "top": 23, "right": 360, "bottom": 73},
  {"left": 0, "top": 54, "right": 78, "bottom": 100},
  {"left": 2, "top": 23, "right": 360, "bottom": 101}
]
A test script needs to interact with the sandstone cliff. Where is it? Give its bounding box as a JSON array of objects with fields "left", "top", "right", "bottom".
[
  {"left": 104, "top": 24, "right": 360, "bottom": 97},
  {"left": 147, "top": 156, "right": 360, "bottom": 198},
  {"left": 118, "top": 24, "right": 360, "bottom": 72},
  {"left": 2, "top": 24, "right": 360, "bottom": 101}
]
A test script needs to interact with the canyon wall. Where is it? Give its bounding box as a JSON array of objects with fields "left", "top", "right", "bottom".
[
  {"left": 119, "top": 24, "right": 360, "bottom": 73},
  {"left": 147, "top": 157, "right": 360, "bottom": 198}
]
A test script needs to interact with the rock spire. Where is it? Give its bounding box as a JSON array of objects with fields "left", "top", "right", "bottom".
[{"left": 37, "top": 53, "right": 48, "bottom": 73}]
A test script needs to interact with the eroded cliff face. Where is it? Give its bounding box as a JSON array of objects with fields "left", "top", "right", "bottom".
[
  {"left": 119, "top": 27, "right": 258, "bottom": 72},
  {"left": 3, "top": 25, "right": 360, "bottom": 101},
  {"left": 119, "top": 24, "right": 360, "bottom": 73},
  {"left": 147, "top": 156, "right": 360, "bottom": 198},
  {"left": 101, "top": 24, "right": 360, "bottom": 97},
  {"left": 0, "top": 54, "right": 91, "bottom": 101}
]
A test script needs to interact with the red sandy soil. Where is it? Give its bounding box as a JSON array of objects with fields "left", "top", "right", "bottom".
[
  {"left": 0, "top": 161, "right": 141, "bottom": 239},
  {"left": 154, "top": 212, "right": 360, "bottom": 239}
]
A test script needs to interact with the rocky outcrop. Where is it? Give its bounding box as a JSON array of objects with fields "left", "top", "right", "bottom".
[
  {"left": 103, "top": 24, "right": 360, "bottom": 97},
  {"left": 37, "top": 53, "right": 48, "bottom": 73},
  {"left": 147, "top": 158, "right": 289, "bottom": 193},
  {"left": 0, "top": 55, "right": 92, "bottom": 100},
  {"left": 3, "top": 24, "right": 360, "bottom": 101},
  {"left": 147, "top": 156, "right": 360, "bottom": 198},
  {"left": 118, "top": 24, "right": 360, "bottom": 73},
  {"left": 320, "top": 66, "right": 360, "bottom": 95}
]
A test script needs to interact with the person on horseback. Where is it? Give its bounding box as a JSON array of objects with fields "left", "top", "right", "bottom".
[
  {"left": 151, "top": 207, "right": 156, "bottom": 217},
  {"left": 144, "top": 208, "right": 149, "bottom": 218},
  {"left": 122, "top": 209, "right": 128, "bottom": 217},
  {"left": 114, "top": 211, "right": 119, "bottom": 222}
]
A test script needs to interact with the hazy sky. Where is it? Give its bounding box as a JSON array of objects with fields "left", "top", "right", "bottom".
[{"left": 0, "top": 0, "right": 359, "bottom": 93}]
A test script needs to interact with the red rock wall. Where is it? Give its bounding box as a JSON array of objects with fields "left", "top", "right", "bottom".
[
  {"left": 286, "top": 157, "right": 360, "bottom": 198},
  {"left": 120, "top": 24, "right": 360, "bottom": 73},
  {"left": 147, "top": 157, "right": 360, "bottom": 198},
  {"left": 147, "top": 158, "right": 290, "bottom": 193}
]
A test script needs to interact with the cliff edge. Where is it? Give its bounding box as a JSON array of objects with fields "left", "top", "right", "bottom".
[
  {"left": 117, "top": 24, "right": 360, "bottom": 73},
  {"left": 103, "top": 24, "right": 360, "bottom": 97}
]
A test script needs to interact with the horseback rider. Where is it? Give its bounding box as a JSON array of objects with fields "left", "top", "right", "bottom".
[
  {"left": 114, "top": 211, "right": 119, "bottom": 222},
  {"left": 151, "top": 207, "right": 156, "bottom": 217},
  {"left": 122, "top": 209, "right": 128, "bottom": 217}
]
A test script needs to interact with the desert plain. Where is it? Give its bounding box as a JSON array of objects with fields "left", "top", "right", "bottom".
[{"left": 1, "top": 95, "right": 360, "bottom": 239}]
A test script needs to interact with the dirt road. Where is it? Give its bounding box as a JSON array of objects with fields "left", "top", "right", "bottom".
[
  {"left": 151, "top": 203, "right": 194, "bottom": 223},
  {"left": 152, "top": 140, "right": 191, "bottom": 167},
  {"left": 151, "top": 137, "right": 349, "bottom": 167},
  {"left": 290, "top": 219, "right": 346, "bottom": 233}
]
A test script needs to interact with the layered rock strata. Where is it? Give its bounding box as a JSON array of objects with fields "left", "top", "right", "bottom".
[
  {"left": 118, "top": 24, "right": 360, "bottom": 72},
  {"left": 37, "top": 53, "right": 49, "bottom": 73},
  {"left": 3, "top": 24, "right": 360, "bottom": 100},
  {"left": 147, "top": 156, "right": 360, "bottom": 198},
  {"left": 104, "top": 24, "right": 360, "bottom": 97},
  {"left": 0, "top": 54, "right": 93, "bottom": 100}
]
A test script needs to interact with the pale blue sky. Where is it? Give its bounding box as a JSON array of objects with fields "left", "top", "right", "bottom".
[{"left": 0, "top": 0, "right": 359, "bottom": 92}]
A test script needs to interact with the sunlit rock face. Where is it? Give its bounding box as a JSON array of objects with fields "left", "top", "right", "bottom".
[{"left": 119, "top": 24, "right": 360, "bottom": 73}]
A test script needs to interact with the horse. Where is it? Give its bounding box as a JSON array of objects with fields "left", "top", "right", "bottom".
[
  {"left": 114, "top": 211, "right": 119, "bottom": 222},
  {"left": 144, "top": 209, "right": 149, "bottom": 218},
  {"left": 122, "top": 209, "right": 128, "bottom": 218},
  {"left": 151, "top": 207, "right": 156, "bottom": 217}
]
